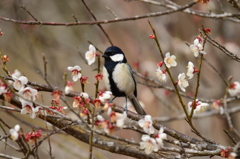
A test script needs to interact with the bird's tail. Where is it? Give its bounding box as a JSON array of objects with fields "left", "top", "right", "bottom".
[{"left": 128, "top": 94, "right": 146, "bottom": 115}]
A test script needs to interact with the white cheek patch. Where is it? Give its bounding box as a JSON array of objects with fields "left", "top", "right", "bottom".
[{"left": 110, "top": 54, "right": 124, "bottom": 62}]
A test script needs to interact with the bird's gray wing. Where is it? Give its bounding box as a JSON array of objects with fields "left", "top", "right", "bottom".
[
  {"left": 128, "top": 93, "right": 146, "bottom": 115},
  {"left": 126, "top": 64, "right": 146, "bottom": 115},
  {"left": 126, "top": 63, "right": 137, "bottom": 96}
]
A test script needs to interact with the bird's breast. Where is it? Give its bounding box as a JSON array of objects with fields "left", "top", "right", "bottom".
[
  {"left": 112, "top": 63, "right": 135, "bottom": 96},
  {"left": 102, "top": 66, "right": 111, "bottom": 91}
]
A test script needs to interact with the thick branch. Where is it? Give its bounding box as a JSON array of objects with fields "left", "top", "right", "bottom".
[
  {"left": 0, "top": 78, "right": 227, "bottom": 157},
  {"left": 45, "top": 116, "right": 162, "bottom": 159}
]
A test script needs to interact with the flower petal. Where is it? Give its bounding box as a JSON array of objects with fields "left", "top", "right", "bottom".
[
  {"left": 89, "top": 44, "right": 96, "bottom": 52},
  {"left": 193, "top": 38, "right": 199, "bottom": 45},
  {"left": 19, "top": 76, "right": 28, "bottom": 85},
  {"left": 74, "top": 65, "right": 81, "bottom": 71},
  {"left": 138, "top": 119, "right": 145, "bottom": 127},
  {"left": 67, "top": 66, "right": 74, "bottom": 71},
  {"left": 72, "top": 75, "right": 80, "bottom": 82},
  {"left": 14, "top": 124, "right": 20, "bottom": 132},
  {"left": 141, "top": 134, "right": 150, "bottom": 141},
  {"left": 87, "top": 57, "right": 96, "bottom": 65}
]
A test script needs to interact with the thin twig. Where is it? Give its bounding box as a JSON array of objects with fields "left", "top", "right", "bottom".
[
  {"left": 72, "top": 14, "right": 78, "bottom": 23},
  {"left": 5, "top": 110, "right": 48, "bottom": 131},
  {"left": 134, "top": 0, "right": 240, "bottom": 22},
  {"left": 0, "top": 1, "right": 204, "bottom": 26},
  {"left": 148, "top": 21, "right": 188, "bottom": 118},
  {"left": 202, "top": 28, "right": 240, "bottom": 63},
  {"left": 202, "top": 57, "right": 228, "bottom": 86},
  {"left": 0, "top": 153, "right": 21, "bottom": 159},
  {"left": 223, "top": 130, "right": 237, "bottom": 144},
  {"left": 82, "top": 0, "right": 113, "bottom": 46},
  {"left": 154, "top": 105, "right": 240, "bottom": 122},
  {"left": 44, "top": 112, "right": 53, "bottom": 158},
  {"left": 19, "top": 5, "right": 39, "bottom": 22},
  {"left": 105, "top": 6, "right": 119, "bottom": 18},
  {"left": 226, "top": 0, "right": 240, "bottom": 10},
  {"left": 42, "top": 54, "right": 48, "bottom": 79},
  {"left": 87, "top": 41, "right": 104, "bottom": 54},
  {"left": 34, "top": 123, "right": 77, "bottom": 149},
  {"left": 223, "top": 77, "right": 240, "bottom": 139}
]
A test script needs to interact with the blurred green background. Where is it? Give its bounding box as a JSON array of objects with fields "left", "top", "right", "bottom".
[{"left": 0, "top": 0, "right": 240, "bottom": 158}]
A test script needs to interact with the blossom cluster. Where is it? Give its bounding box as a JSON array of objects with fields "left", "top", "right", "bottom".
[
  {"left": 138, "top": 115, "right": 167, "bottom": 154},
  {"left": 188, "top": 99, "right": 209, "bottom": 115},
  {"left": 9, "top": 124, "right": 42, "bottom": 143},
  {"left": 1, "top": 67, "right": 70, "bottom": 119},
  {"left": 155, "top": 36, "right": 206, "bottom": 92},
  {"left": 228, "top": 81, "right": 240, "bottom": 96},
  {"left": 154, "top": 36, "right": 210, "bottom": 115},
  {"left": 0, "top": 69, "right": 43, "bottom": 119},
  {"left": 92, "top": 91, "right": 128, "bottom": 134},
  {"left": 67, "top": 44, "right": 98, "bottom": 83},
  {"left": 94, "top": 110, "right": 127, "bottom": 134},
  {"left": 72, "top": 92, "right": 91, "bottom": 118}
]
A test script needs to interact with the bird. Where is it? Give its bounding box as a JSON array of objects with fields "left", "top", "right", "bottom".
[{"left": 102, "top": 46, "right": 146, "bottom": 115}]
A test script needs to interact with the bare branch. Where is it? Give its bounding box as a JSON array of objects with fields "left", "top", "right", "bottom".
[
  {"left": 0, "top": 153, "right": 21, "bottom": 159},
  {"left": 0, "top": 1, "right": 197, "bottom": 26},
  {"left": 202, "top": 28, "right": 240, "bottom": 63}
]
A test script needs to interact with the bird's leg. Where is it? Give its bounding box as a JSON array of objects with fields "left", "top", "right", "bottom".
[
  {"left": 124, "top": 96, "right": 128, "bottom": 114},
  {"left": 109, "top": 96, "right": 116, "bottom": 103}
]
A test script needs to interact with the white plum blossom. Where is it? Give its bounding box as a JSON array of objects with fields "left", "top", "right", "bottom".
[
  {"left": 18, "top": 86, "right": 38, "bottom": 103},
  {"left": 103, "top": 102, "right": 113, "bottom": 115},
  {"left": 228, "top": 81, "right": 240, "bottom": 96},
  {"left": 164, "top": 52, "right": 177, "bottom": 68},
  {"left": 85, "top": 44, "right": 96, "bottom": 65},
  {"left": 188, "top": 99, "right": 209, "bottom": 114},
  {"left": 0, "top": 84, "right": 8, "bottom": 95},
  {"left": 94, "top": 115, "right": 109, "bottom": 132},
  {"left": 99, "top": 91, "right": 112, "bottom": 103},
  {"left": 80, "top": 92, "right": 89, "bottom": 99},
  {"left": 34, "top": 106, "right": 44, "bottom": 115},
  {"left": 140, "top": 135, "right": 159, "bottom": 155},
  {"left": 12, "top": 69, "right": 21, "bottom": 78},
  {"left": 104, "top": 124, "right": 115, "bottom": 134},
  {"left": 229, "top": 152, "right": 237, "bottom": 158},
  {"left": 190, "top": 38, "right": 206, "bottom": 57},
  {"left": 9, "top": 124, "right": 20, "bottom": 141},
  {"left": 67, "top": 65, "right": 82, "bottom": 82},
  {"left": 97, "top": 115, "right": 105, "bottom": 122},
  {"left": 138, "top": 115, "right": 155, "bottom": 134},
  {"left": 9, "top": 69, "right": 21, "bottom": 85},
  {"left": 64, "top": 81, "right": 74, "bottom": 94},
  {"left": 186, "top": 61, "right": 195, "bottom": 79},
  {"left": 219, "top": 107, "right": 225, "bottom": 115},
  {"left": 12, "top": 75, "right": 28, "bottom": 90},
  {"left": 212, "top": 100, "right": 224, "bottom": 115},
  {"left": 155, "top": 127, "right": 167, "bottom": 147},
  {"left": 155, "top": 67, "right": 167, "bottom": 82},
  {"left": 21, "top": 100, "right": 37, "bottom": 119},
  {"left": 116, "top": 111, "right": 127, "bottom": 128},
  {"left": 64, "top": 86, "right": 71, "bottom": 94},
  {"left": 178, "top": 73, "right": 189, "bottom": 92}
]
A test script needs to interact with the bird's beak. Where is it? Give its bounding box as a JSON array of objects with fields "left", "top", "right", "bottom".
[{"left": 102, "top": 54, "right": 107, "bottom": 58}]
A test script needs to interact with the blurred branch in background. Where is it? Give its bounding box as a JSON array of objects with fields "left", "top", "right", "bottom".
[{"left": 0, "top": 0, "right": 240, "bottom": 158}]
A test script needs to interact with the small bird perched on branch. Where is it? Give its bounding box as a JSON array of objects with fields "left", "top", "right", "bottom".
[{"left": 102, "top": 46, "right": 146, "bottom": 115}]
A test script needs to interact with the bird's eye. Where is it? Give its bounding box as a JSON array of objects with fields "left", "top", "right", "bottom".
[{"left": 110, "top": 52, "right": 115, "bottom": 55}]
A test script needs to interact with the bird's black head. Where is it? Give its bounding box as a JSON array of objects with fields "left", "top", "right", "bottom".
[{"left": 102, "top": 46, "right": 127, "bottom": 63}]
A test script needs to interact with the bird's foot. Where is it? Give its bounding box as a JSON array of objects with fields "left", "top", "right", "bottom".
[{"left": 124, "top": 105, "right": 128, "bottom": 114}]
